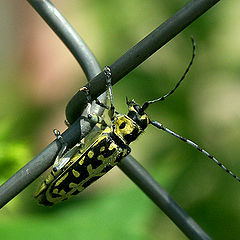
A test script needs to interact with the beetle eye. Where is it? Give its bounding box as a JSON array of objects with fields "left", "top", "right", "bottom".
[{"left": 119, "top": 122, "right": 126, "bottom": 129}]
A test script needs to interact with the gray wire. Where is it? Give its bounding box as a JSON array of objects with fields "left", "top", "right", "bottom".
[
  {"left": 27, "top": 0, "right": 99, "bottom": 80},
  {"left": 119, "top": 155, "right": 212, "bottom": 240}
]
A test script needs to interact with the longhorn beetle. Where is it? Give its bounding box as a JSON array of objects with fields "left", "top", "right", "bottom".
[{"left": 34, "top": 38, "right": 240, "bottom": 206}]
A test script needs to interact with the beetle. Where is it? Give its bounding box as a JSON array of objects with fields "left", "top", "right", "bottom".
[{"left": 34, "top": 38, "right": 240, "bottom": 206}]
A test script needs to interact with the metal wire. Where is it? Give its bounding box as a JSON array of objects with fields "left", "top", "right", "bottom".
[
  {"left": 119, "top": 155, "right": 212, "bottom": 240},
  {"left": 27, "top": 0, "right": 100, "bottom": 80}
]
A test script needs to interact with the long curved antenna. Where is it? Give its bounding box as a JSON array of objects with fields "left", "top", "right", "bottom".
[
  {"left": 150, "top": 120, "right": 240, "bottom": 183},
  {"left": 142, "top": 37, "right": 196, "bottom": 111}
]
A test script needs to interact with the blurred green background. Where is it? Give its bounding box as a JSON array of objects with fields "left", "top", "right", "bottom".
[{"left": 1, "top": 0, "right": 240, "bottom": 239}]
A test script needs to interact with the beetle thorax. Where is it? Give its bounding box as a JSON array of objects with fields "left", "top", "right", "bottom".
[{"left": 112, "top": 115, "right": 143, "bottom": 145}]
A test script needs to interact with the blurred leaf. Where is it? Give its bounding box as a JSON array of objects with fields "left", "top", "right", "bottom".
[{"left": 0, "top": 119, "right": 32, "bottom": 185}]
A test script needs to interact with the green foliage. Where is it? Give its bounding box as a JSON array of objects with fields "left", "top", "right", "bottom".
[
  {"left": 0, "top": 120, "right": 31, "bottom": 185},
  {"left": 0, "top": 188, "right": 153, "bottom": 240}
]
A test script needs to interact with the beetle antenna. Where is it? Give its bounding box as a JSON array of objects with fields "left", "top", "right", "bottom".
[
  {"left": 142, "top": 37, "right": 196, "bottom": 111},
  {"left": 150, "top": 120, "right": 240, "bottom": 183}
]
